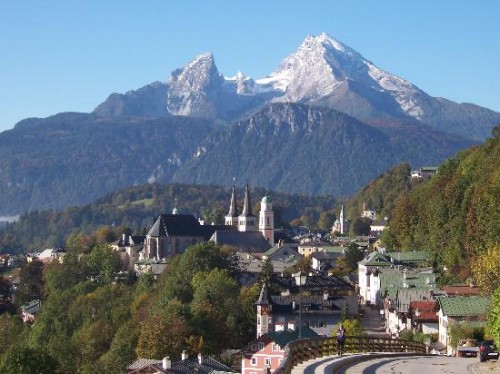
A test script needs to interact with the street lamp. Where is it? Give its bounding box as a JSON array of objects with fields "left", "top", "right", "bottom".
[{"left": 294, "top": 272, "right": 307, "bottom": 338}]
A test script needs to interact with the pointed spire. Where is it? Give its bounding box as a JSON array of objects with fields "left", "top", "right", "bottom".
[
  {"left": 227, "top": 185, "right": 238, "bottom": 217},
  {"left": 256, "top": 283, "right": 272, "bottom": 305},
  {"left": 241, "top": 182, "right": 253, "bottom": 217}
]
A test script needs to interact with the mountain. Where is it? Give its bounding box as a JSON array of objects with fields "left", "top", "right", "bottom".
[
  {"left": 0, "top": 33, "right": 496, "bottom": 216},
  {"left": 0, "top": 114, "right": 215, "bottom": 214},
  {"left": 172, "top": 103, "right": 473, "bottom": 196},
  {"left": 94, "top": 33, "right": 500, "bottom": 141}
]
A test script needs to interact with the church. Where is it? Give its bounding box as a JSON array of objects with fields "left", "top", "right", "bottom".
[{"left": 138, "top": 183, "right": 275, "bottom": 261}]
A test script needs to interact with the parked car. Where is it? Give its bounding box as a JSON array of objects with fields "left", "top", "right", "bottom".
[
  {"left": 457, "top": 339, "right": 479, "bottom": 357},
  {"left": 479, "top": 340, "right": 499, "bottom": 362}
]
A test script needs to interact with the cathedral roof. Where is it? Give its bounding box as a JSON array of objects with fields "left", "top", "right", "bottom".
[
  {"left": 239, "top": 183, "right": 255, "bottom": 217},
  {"left": 147, "top": 214, "right": 203, "bottom": 237}
]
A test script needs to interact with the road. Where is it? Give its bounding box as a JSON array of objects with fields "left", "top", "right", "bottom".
[{"left": 337, "top": 355, "right": 499, "bottom": 374}]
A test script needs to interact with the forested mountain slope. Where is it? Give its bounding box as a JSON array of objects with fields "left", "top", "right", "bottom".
[{"left": 382, "top": 126, "right": 500, "bottom": 278}]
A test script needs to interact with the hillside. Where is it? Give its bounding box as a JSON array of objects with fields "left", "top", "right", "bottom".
[
  {"left": 381, "top": 126, "right": 500, "bottom": 278},
  {"left": 0, "top": 114, "right": 215, "bottom": 215},
  {"left": 173, "top": 103, "right": 474, "bottom": 196},
  {"left": 0, "top": 183, "right": 336, "bottom": 253}
]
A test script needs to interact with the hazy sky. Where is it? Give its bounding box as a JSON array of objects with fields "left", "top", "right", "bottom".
[{"left": 1, "top": 1, "right": 499, "bottom": 132}]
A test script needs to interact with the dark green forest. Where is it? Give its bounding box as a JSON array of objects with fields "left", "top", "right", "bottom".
[{"left": 0, "top": 183, "right": 337, "bottom": 253}]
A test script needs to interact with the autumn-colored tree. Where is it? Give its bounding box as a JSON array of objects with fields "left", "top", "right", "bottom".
[
  {"left": 472, "top": 244, "right": 500, "bottom": 293},
  {"left": 136, "top": 304, "right": 189, "bottom": 360},
  {"left": 487, "top": 288, "right": 500, "bottom": 344}
]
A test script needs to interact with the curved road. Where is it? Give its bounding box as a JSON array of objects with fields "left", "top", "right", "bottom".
[{"left": 337, "top": 355, "right": 497, "bottom": 374}]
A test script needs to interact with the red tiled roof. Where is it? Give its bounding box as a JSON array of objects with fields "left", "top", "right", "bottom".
[
  {"left": 442, "top": 285, "right": 482, "bottom": 295},
  {"left": 410, "top": 300, "right": 438, "bottom": 322}
]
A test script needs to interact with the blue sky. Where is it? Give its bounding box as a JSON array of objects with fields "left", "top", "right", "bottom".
[{"left": 1, "top": 1, "right": 499, "bottom": 132}]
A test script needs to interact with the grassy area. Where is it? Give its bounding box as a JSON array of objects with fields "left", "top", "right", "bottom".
[{"left": 118, "top": 198, "right": 154, "bottom": 209}]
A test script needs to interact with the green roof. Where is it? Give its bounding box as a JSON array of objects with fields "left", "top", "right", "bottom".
[
  {"left": 267, "top": 326, "right": 318, "bottom": 347},
  {"left": 380, "top": 269, "right": 437, "bottom": 298},
  {"left": 438, "top": 296, "right": 491, "bottom": 317},
  {"left": 386, "top": 251, "right": 428, "bottom": 263},
  {"left": 359, "top": 251, "right": 392, "bottom": 266},
  {"left": 322, "top": 246, "right": 345, "bottom": 253}
]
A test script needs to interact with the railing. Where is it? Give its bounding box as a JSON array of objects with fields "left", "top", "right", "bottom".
[{"left": 274, "top": 335, "right": 427, "bottom": 374}]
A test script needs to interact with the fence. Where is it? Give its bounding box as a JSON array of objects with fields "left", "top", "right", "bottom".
[{"left": 273, "top": 335, "right": 427, "bottom": 374}]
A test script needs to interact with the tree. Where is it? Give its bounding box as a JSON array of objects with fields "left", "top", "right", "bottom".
[
  {"left": 259, "top": 258, "right": 274, "bottom": 286},
  {"left": 0, "top": 314, "right": 23, "bottom": 355},
  {"left": 350, "top": 217, "right": 371, "bottom": 236},
  {"left": 487, "top": 287, "right": 500, "bottom": 344},
  {"left": 16, "top": 261, "right": 44, "bottom": 305},
  {"left": 472, "top": 244, "right": 500, "bottom": 293},
  {"left": 0, "top": 347, "right": 59, "bottom": 374},
  {"left": 317, "top": 211, "right": 336, "bottom": 231},
  {"left": 136, "top": 302, "right": 189, "bottom": 360},
  {"left": 344, "top": 244, "right": 365, "bottom": 273}
]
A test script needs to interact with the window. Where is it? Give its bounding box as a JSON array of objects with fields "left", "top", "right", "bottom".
[
  {"left": 318, "top": 320, "right": 325, "bottom": 327},
  {"left": 266, "top": 217, "right": 270, "bottom": 226},
  {"left": 257, "top": 316, "right": 261, "bottom": 325},
  {"left": 272, "top": 343, "right": 279, "bottom": 352},
  {"left": 258, "top": 342, "right": 265, "bottom": 350},
  {"left": 251, "top": 357, "right": 257, "bottom": 366},
  {"left": 251, "top": 344, "right": 257, "bottom": 351},
  {"left": 265, "top": 358, "right": 271, "bottom": 366}
]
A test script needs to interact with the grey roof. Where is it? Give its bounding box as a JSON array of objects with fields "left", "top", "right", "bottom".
[
  {"left": 148, "top": 356, "right": 235, "bottom": 373},
  {"left": 312, "top": 251, "right": 342, "bottom": 260},
  {"left": 147, "top": 214, "right": 204, "bottom": 237},
  {"left": 127, "top": 358, "right": 161, "bottom": 371},
  {"left": 210, "top": 231, "right": 271, "bottom": 253},
  {"left": 274, "top": 274, "right": 354, "bottom": 294},
  {"left": 256, "top": 283, "right": 272, "bottom": 305}
]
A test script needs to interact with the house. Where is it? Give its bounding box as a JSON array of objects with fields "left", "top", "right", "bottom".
[
  {"left": 256, "top": 275, "right": 357, "bottom": 339},
  {"left": 110, "top": 234, "right": 145, "bottom": 270},
  {"left": 311, "top": 251, "right": 343, "bottom": 273},
  {"left": 21, "top": 299, "right": 41, "bottom": 324},
  {"left": 37, "top": 248, "right": 66, "bottom": 264},
  {"left": 134, "top": 258, "right": 168, "bottom": 279},
  {"left": 409, "top": 300, "right": 439, "bottom": 334},
  {"left": 241, "top": 327, "right": 318, "bottom": 374},
  {"left": 357, "top": 251, "right": 392, "bottom": 305},
  {"left": 436, "top": 295, "right": 491, "bottom": 356},
  {"left": 127, "top": 352, "right": 236, "bottom": 373},
  {"left": 369, "top": 220, "right": 388, "bottom": 237},
  {"left": 411, "top": 166, "right": 438, "bottom": 179}
]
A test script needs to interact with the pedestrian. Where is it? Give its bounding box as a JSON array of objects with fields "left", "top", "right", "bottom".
[{"left": 337, "top": 324, "right": 346, "bottom": 356}]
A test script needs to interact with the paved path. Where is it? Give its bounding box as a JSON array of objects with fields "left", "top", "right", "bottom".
[{"left": 292, "top": 354, "right": 499, "bottom": 374}]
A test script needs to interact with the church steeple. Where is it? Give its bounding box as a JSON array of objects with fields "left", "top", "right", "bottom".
[
  {"left": 241, "top": 183, "right": 253, "bottom": 217},
  {"left": 238, "top": 183, "right": 256, "bottom": 232},
  {"left": 225, "top": 184, "right": 239, "bottom": 226},
  {"left": 256, "top": 283, "right": 273, "bottom": 338}
]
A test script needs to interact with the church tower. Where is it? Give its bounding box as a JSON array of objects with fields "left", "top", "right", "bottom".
[
  {"left": 340, "top": 205, "right": 346, "bottom": 234},
  {"left": 256, "top": 283, "right": 273, "bottom": 338},
  {"left": 224, "top": 185, "right": 239, "bottom": 226},
  {"left": 259, "top": 194, "right": 274, "bottom": 244},
  {"left": 238, "top": 183, "right": 257, "bottom": 232}
]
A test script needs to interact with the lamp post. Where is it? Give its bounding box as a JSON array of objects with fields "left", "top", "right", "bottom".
[{"left": 294, "top": 272, "right": 307, "bottom": 338}]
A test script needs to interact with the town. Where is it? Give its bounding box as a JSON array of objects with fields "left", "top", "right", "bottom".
[{"left": 1, "top": 172, "right": 498, "bottom": 373}]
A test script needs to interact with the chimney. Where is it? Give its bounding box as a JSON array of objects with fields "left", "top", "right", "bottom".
[
  {"left": 181, "top": 351, "right": 188, "bottom": 361},
  {"left": 162, "top": 357, "right": 171, "bottom": 370},
  {"left": 198, "top": 353, "right": 202, "bottom": 365}
]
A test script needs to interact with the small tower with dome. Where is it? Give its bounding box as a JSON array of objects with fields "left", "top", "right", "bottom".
[{"left": 259, "top": 193, "right": 274, "bottom": 244}]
